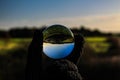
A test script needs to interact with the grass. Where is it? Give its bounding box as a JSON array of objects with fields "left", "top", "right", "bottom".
[
  {"left": 85, "top": 37, "right": 110, "bottom": 53},
  {"left": 0, "top": 37, "right": 119, "bottom": 80},
  {"left": 0, "top": 37, "right": 110, "bottom": 54},
  {"left": 0, "top": 38, "right": 31, "bottom": 55},
  {"left": 88, "top": 42, "right": 110, "bottom": 53},
  {"left": 85, "top": 37, "right": 107, "bottom": 42}
]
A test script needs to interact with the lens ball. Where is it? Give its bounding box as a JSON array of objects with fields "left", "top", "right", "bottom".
[{"left": 43, "top": 24, "right": 74, "bottom": 59}]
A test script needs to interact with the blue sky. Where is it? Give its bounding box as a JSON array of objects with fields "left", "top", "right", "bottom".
[{"left": 0, "top": 0, "right": 120, "bottom": 32}]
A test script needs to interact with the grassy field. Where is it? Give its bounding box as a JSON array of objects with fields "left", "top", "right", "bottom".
[
  {"left": 85, "top": 37, "right": 110, "bottom": 53},
  {"left": 0, "top": 37, "right": 110, "bottom": 54},
  {"left": 0, "top": 40, "right": 19, "bottom": 50},
  {"left": 0, "top": 37, "right": 119, "bottom": 80},
  {"left": 0, "top": 38, "right": 31, "bottom": 53}
]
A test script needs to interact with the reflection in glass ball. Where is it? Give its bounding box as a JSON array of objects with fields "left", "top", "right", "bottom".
[{"left": 43, "top": 24, "right": 74, "bottom": 59}]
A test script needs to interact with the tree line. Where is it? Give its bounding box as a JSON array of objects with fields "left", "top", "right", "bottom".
[{"left": 0, "top": 25, "right": 119, "bottom": 38}]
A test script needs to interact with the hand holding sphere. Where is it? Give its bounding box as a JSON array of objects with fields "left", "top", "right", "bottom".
[{"left": 25, "top": 24, "right": 85, "bottom": 80}]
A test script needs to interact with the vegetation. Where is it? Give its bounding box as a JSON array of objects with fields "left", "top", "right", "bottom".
[
  {"left": 0, "top": 25, "right": 120, "bottom": 38},
  {"left": 0, "top": 26, "right": 120, "bottom": 80},
  {"left": 0, "top": 37, "right": 110, "bottom": 53}
]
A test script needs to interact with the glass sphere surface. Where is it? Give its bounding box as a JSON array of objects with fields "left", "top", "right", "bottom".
[{"left": 43, "top": 24, "right": 74, "bottom": 59}]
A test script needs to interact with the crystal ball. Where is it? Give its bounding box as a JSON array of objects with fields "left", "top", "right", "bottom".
[{"left": 43, "top": 24, "right": 74, "bottom": 59}]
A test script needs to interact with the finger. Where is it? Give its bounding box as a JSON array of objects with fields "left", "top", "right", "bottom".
[
  {"left": 28, "top": 29, "right": 43, "bottom": 62},
  {"left": 30, "top": 29, "right": 43, "bottom": 48},
  {"left": 26, "top": 29, "right": 43, "bottom": 80}
]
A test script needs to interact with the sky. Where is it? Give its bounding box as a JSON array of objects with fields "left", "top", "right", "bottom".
[{"left": 0, "top": 0, "right": 120, "bottom": 33}]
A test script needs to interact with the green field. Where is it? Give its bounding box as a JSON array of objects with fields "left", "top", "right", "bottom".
[
  {"left": 0, "top": 38, "right": 31, "bottom": 55},
  {"left": 0, "top": 37, "right": 119, "bottom": 80},
  {"left": 85, "top": 37, "right": 110, "bottom": 53},
  {"left": 0, "top": 37, "right": 110, "bottom": 54}
]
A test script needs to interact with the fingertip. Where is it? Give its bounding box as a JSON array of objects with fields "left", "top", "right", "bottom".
[
  {"left": 74, "top": 33, "right": 85, "bottom": 46},
  {"left": 28, "top": 29, "right": 43, "bottom": 52},
  {"left": 33, "top": 29, "right": 43, "bottom": 40}
]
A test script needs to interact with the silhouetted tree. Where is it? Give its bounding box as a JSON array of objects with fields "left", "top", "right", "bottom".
[{"left": 8, "top": 28, "right": 34, "bottom": 38}]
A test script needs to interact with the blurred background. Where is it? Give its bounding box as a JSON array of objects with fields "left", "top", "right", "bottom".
[{"left": 0, "top": 0, "right": 120, "bottom": 80}]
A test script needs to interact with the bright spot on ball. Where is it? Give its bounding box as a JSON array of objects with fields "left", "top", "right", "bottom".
[{"left": 43, "top": 24, "right": 74, "bottom": 59}]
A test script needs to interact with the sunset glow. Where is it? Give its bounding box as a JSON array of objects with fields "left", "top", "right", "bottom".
[{"left": 0, "top": 0, "right": 120, "bottom": 33}]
